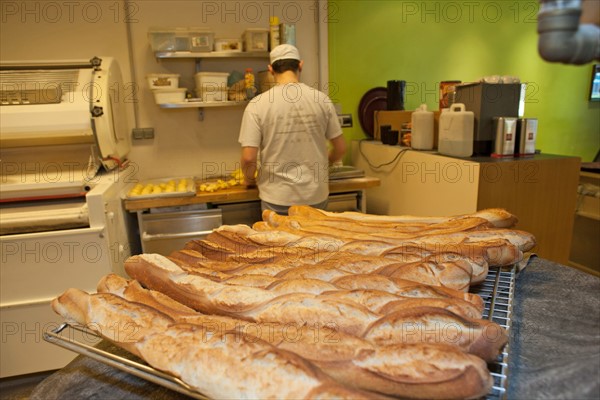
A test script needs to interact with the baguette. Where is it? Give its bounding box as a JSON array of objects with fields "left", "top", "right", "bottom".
[
  {"left": 52, "top": 288, "right": 384, "bottom": 400},
  {"left": 166, "top": 254, "right": 484, "bottom": 317},
  {"left": 288, "top": 205, "right": 518, "bottom": 228},
  {"left": 260, "top": 210, "right": 494, "bottom": 240},
  {"left": 97, "top": 274, "right": 494, "bottom": 399},
  {"left": 180, "top": 244, "right": 478, "bottom": 291},
  {"left": 124, "top": 254, "right": 506, "bottom": 361},
  {"left": 363, "top": 306, "right": 508, "bottom": 362},
  {"left": 211, "top": 224, "right": 529, "bottom": 267},
  {"left": 125, "top": 254, "right": 379, "bottom": 337}
]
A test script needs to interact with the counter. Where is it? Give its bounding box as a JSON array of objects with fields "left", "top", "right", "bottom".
[
  {"left": 123, "top": 177, "right": 381, "bottom": 212},
  {"left": 28, "top": 257, "right": 600, "bottom": 399},
  {"left": 351, "top": 140, "right": 581, "bottom": 264}
]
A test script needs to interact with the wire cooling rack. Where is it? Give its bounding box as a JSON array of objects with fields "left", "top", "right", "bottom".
[
  {"left": 45, "top": 265, "right": 516, "bottom": 400},
  {"left": 469, "top": 265, "right": 517, "bottom": 400}
]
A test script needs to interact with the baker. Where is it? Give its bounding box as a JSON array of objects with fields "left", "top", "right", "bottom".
[{"left": 238, "top": 44, "right": 346, "bottom": 215}]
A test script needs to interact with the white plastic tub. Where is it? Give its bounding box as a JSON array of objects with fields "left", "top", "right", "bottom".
[
  {"left": 214, "top": 38, "right": 242, "bottom": 52},
  {"left": 195, "top": 72, "right": 229, "bottom": 92},
  {"left": 189, "top": 28, "right": 214, "bottom": 52},
  {"left": 243, "top": 29, "right": 269, "bottom": 52},
  {"left": 152, "top": 88, "right": 186, "bottom": 104},
  {"left": 148, "top": 27, "right": 190, "bottom": 52},
  {"left": 146, "top": 74, "right": 180, "bottom": 89}
]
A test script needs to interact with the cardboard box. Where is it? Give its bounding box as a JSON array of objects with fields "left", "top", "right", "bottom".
[{"left": 374, "top": 110, "right": 441, "bottom": 148}]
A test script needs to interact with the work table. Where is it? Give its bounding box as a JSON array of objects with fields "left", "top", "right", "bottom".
[
  {"left": 123, "top": 176, "right": 381, "bottom": 212},
  {"left": 29, "top": 257, "right": 600, "bottom": 399}
]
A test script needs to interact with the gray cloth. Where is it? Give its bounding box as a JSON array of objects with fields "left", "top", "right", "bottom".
[
  {"left": 507, "top": 257, "right": 600, "bottom": 399},
  {"left": 30, "top": 258, "right": 600, "bottom": 399},
  {"left": 29, "top": 341, "right": 188, "bottom": 400}
]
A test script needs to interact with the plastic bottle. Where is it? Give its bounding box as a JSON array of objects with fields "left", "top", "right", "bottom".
[
  {"left": 269, "top": 16, "right": 280, "bottom": 50},
  {"left": 411, "top": 104, "right": 434, "bottom": 150},
  {"left": 245, "top": 68, "right": 256, "bottom": 100}
]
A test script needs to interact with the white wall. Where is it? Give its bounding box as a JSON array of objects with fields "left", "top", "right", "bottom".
[{"left": 0, "top": 0, "right": 321, "bottom": 180}]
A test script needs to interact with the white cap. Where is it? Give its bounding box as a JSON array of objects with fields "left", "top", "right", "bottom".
[{"left": 270, "top": 44, "right": 301, "bottom": 64}]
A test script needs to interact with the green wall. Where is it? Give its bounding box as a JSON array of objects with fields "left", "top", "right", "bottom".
[{"left": 328, "top": 0, "right": 599, "bottom": 161}]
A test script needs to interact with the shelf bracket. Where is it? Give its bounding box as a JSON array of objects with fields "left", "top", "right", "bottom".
[{"left": 198, "top": 108, "right": 204, "bottom": 121}]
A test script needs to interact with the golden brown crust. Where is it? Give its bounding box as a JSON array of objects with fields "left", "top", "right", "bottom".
[
  {"left": 363, "top": 306, "right": 508, "bottom": 362},
  {"left": 94, "top": 278, "right": 494, "bottom": 399},
  {"left": 288, "top": 205, "right": 518, "bottom": 229}
]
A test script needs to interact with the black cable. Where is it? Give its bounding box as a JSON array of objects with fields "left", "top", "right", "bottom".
[{"left": 358, "top": 138, "right": 407, "bottom": 170}]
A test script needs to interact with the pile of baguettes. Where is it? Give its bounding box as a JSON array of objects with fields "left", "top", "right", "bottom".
[{"left": 52, "top": 206, "right": 536, "bottom": 399}]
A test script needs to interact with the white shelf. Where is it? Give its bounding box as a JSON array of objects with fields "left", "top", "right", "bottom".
[
  {"left": 154, "top": 51, "right": 269, "bottom": 59},
  {"left": 157, "top": 101, "right": 248, "bottom": 109}
]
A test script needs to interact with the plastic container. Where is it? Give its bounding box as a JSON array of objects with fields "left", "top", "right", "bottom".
[
  {"left": 194, "top": 72, "right": 229, "bottom": 102},
  {"left": 411, "top": 104, "right": 434, "bottom": 150},
  {"left": 245, "top": 68, "right": 256, "bottom": 99},
  {"left": 189, "top": 28, "right": 214, "bottom": 52},
  {"left": 152, "top": 88, "right": 186, "bottom": 104},
  {"left": 148, "top": 27, "right": 190, "bottom": 52},
  {"left": 146, "top": 74, "right": 180, "bottom": 89},
  {"left": 214, "top": 38, "right": 242, "bottom": 52},
  {"left": 438, "top": 103, "right": 474, "bottom": 157},
  {"left": 194, "top": 72, "right": 229, "bottom": 91},
  {"left": 243, "top": 28, "right": 269, "bottom": 52},
  {"left": 279, "top": 23, "right": 296, "bottom": 45},
  {"left": 269, "top": 16, "right": 280, "bottom": 50}
]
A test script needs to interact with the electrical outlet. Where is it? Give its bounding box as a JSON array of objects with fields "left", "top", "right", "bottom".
[
  {"left": 132, "top": 128, "right": 155, "bottom": 140},
  {"left": 338, "top": 114, "right": 353, "bottom": 128}
]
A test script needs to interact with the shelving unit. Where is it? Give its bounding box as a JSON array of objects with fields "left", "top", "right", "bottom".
[
  {"left": 154, "top": 51, "right": 269, "bottom": 59},
  {"left": 152, "top": 51, "right": 269, "bottom": 118}
]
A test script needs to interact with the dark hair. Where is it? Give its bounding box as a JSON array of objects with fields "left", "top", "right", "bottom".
[{"left": 271, "top": 59, "right": 300, "bottom": 74}]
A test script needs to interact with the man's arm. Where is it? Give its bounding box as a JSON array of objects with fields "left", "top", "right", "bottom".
[
  {"left": 328, "top": 135, "right": 346, "bottom": 165},
  {"left": 240, "top": 146, "right": 258, "bottom": 187}
]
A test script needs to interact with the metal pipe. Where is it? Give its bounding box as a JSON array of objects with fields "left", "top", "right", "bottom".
[{"left": 537, "top": 0, "right": 600, "bottom": 64}]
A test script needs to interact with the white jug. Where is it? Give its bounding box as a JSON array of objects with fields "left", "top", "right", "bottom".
[
  {"left": 411, "top": 104, "right": 434, "bottom": 150},
  {"left": 438, "top": 103, "right": 474, "bottom": 157}
]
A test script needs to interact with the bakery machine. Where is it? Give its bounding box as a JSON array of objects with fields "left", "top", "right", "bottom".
[{"left": 0, "top": 57, "right": 134, "bottom": 377}]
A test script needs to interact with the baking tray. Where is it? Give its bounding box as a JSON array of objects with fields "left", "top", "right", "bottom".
[
  {"left": 124, "top": 177, "right": 196, "bottom": 200},
  {"left": 469, "top": 264, "right": 516, "bottom": 400},
  {"left": 44, "top": 323, "right": 208, "bottom": 399},
  {"left": 45, "top": 265, "right": 515, "bottom": 400}
]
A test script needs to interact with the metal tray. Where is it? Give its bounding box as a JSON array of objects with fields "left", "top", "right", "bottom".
[
  {"left": 44, "top": 324, "right": 208, "bottom": 399},
  {"left": 45, "top": 265, "right": 515, "bottom": 400},
  {"left": 124, "top": 177, "right": 196, "bottom": 200},
  {"left": 469, "top": 264, "right": 516, "bottom": 400}
]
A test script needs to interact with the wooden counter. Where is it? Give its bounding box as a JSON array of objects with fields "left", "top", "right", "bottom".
[
  {"left": 351, "top": 140, "right": 581, "bottom": 264},
  {"left": 124, "top": 176, "right": 380, "bottom": 212}
]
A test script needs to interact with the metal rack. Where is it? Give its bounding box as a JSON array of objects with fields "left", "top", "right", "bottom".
[
  {"left": 44, "top": 265, "right": 516, "bottom": 400},
  {"left": 470, "top": 265, "right": 516, "bottom": 400},
  {"left": 44, "top": 324, "right": 208, "bottom": 399}
]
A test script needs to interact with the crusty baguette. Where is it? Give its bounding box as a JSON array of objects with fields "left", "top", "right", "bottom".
[
  {"left": 125, "top": 254, "right": 379, "bottom": 337},
  {"left": 363, "top": 306, "right": 508, "bottom": 362},
  {"left": 52, "top": 288, "right": 384, "bottom": 400},
  {"left": 176, "top": 244, "right": 476, "bottom": 291},
  {"left": 210, "top": 224, "right": 529, "bottom": 267},
  {"left": 97, "top": 274, "right": 494, "bottom": 399},
  {"left": 125, "top": 254, "right": 506, "bottom": 361},
  {"left": 166, "top": 254, "right": 484, "bottom": 317},
  {"left": 260, "top": 210, "right": 494, "bottom": 240},
  {"left": 288, "top": 205, "right": 518, "bottom": 228}
]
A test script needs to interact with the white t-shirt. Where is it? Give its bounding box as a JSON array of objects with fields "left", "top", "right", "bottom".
[{"left": 238, "top": 82, "right": 342, "bottom": 206}]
